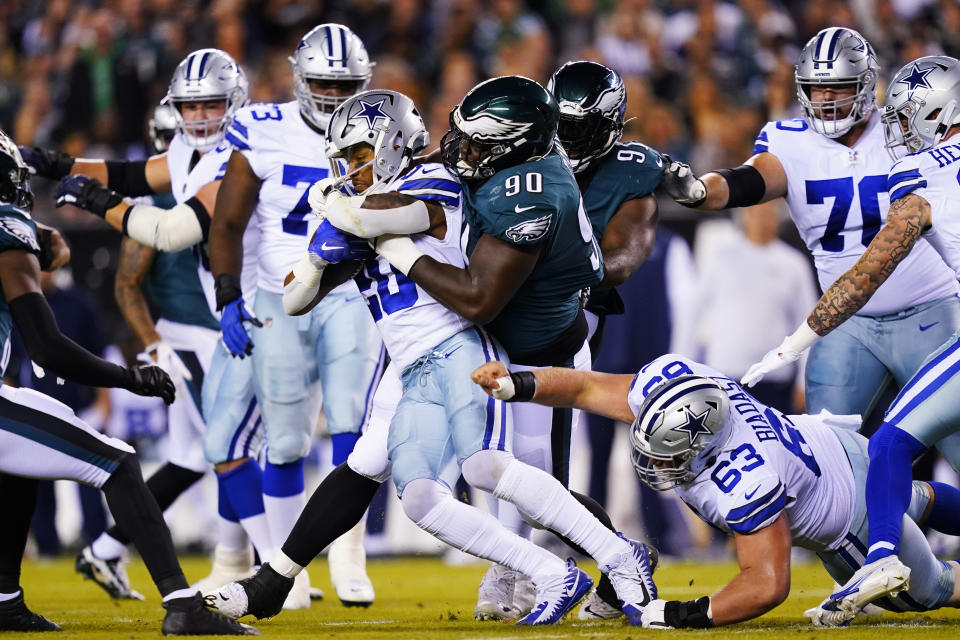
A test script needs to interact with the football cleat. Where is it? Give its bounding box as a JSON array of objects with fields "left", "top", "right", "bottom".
[
  {"left": 577, "top": 590, "right": 622, "bottom": 620},
  {"left": 825, "top": 555, "right": 910, "bottom": 615},
  {"left": 75, "top": 546, "right": 144, "bottom": 600},
  {"left": 517, "top": 559, "right": 593, "bottom": 626},
  {"left": 162, "top": 592, "right": 258, "bottom": 635},
  {"left": 601, "top": 535, "right": 658, "bottom": 625},
  {"left": 191, "top": 545, "right": 255, "bottom": 595},
  {"left": 0, "top": 592, "right": 61, "bottom": 632},
  {"left": 328, "top": 521, "right": 374, "bottom": 607},
  {"left": 204, "top": 563, "right": 293, "bottom": 620},
  {"left": 474, "top": 563, "right": 520, "bottom": 621},
  {"left": 281, "top": 571, "right": 311, "bottom": 610}
]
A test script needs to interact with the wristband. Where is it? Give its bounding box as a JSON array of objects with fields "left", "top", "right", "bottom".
[
  {"left": 374, "top": 234, "right": 425, "bottom": 275},
  {"left": 509, "top": 371, "right": 537, "bottom": 402},
  {"left": 716, "top": 165, "right": 766, "bottom": 209},
  {"left": 214, "top": 273, "right": 243, "bottom": 311},
  {"left": 292, "top": 254, "right": 325, "bottom": 287},
  {"left": 663, "top": 597, "right": 713, "bottom": 629}
]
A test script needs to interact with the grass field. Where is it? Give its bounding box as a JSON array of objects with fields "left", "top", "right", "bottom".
[{"left": 16, "top": 555, "right": 960, "bottom": 639}]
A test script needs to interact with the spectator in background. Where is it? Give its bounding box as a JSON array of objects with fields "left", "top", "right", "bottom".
[{"left": 695, "top": 200, "right": 817, "bottom": 413}]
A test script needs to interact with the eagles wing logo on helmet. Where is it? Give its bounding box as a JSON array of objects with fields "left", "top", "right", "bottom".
[
  {"left": 505, "top": 214, "right": 551, "bottom": 242},
  {"left": 455, "top": 111, "right": 533, "bottom": 142}
]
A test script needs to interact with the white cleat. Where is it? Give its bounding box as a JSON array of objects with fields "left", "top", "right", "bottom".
[
  {"left": 204, "top": 581, "right": 249, "bottom": 620},
  {"left": 281, "top": 570, "right": 312, "bottom": 610},
  {"left": 191, "top": 544, "right": 255, "bottom": 594},
  {"left": 577, "top": 590, "right": 622, "bottom": 620},
  {"left": 328, "top": 520, "right": 374, "bottom": 607},
  {"left": 825, "top": 555, "right": 910, "bottom": 616},
  {"left": 474, "top": 563, "right": 521, "bottom": 621},
  {"left": 75, "top": 546, "right": 144, "bottom": 601},
  {"left": 601, "top": 536, "right": 657, "bottom": 625}
]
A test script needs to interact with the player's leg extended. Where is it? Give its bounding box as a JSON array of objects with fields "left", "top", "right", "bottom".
[
  {"left": 0, "top": 386, "right": 252, "bottom": 635},
  {"left": 313, "top": 291, "right": 386, "bottom": 606},
  {"left": 805, "top": 318, "right": 891, "bottom": 415}
]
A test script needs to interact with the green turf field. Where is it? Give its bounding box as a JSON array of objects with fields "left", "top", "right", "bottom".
[{"left": 15, "top": 555, "right": 960, "bottom": 638}]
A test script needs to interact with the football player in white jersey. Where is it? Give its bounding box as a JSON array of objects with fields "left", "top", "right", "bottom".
[
  {"left": 743, "top": 56, "right": 960, "bottom": 619},
  {"left": 208, "top": 89, "right": 657, "bottom": 626},
  {"left": 471, "top": 354, "right": 960, "bottom": 628},
  {"left": 29, "top": 49, "right": 269, "bottom": 598},
  {"left": 207, "top": 24, "right": 385, "bottom": 608},
  {"left": 658, "top": 28, "right": 960, "bottom": 423}
]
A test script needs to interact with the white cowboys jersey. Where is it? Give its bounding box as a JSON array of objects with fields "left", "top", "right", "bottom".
[
  {"left": 225, "top": 101, "right": 336, "bottom": 294},
  {"left": 167, "top": 134, "right": 260, "bottom": 313},
  {"left": 754, "top": 113, "right": 958, "bottom": 315},
  {"left": 629, "top": 354, "right": 857, "bottom": 552},
  {"left": 888, "top": 138, "right": 960, "bottom": 279},
  {"left": 354, "top": 164, "right": 471, "bottom": 370}
]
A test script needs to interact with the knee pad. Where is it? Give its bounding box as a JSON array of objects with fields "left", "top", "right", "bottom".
[
  {"left": 265, "top": 430, "right": 312, "bottom": 465},
  {"left": 400, "top": 478, "right": 451, "bottom": 523},
  {"left": 868, "top": 423, "right": 927, "bottom": 462},
  {"left": 347, "top": 430, "right": 391, "bottom": 484},
  {"left": 906, "top": 481, "right": 932, "bottom": 524},
  {"left": 460, "top": 449, "right": 514, "bottom": 493}
]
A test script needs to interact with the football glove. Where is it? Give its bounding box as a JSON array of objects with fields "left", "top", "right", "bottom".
[
  {"left": 639, "top": 599, "right": 673, "bottom": 629},
  {"left": 741, "top": 322, "right": 820, "bottom": 387},
  {"left": 125, "top": 364, "right": 176, "bottom": 405},
  {"left": 659, "top": 154, "right": 707, "bottom": 207},
  {"left": 139, "top": 341, "right": 193, "bottom": 384},
  {"left": 308, "top": 219, "right": 372, "bottom": 264},
  {"left": 219, "top": 297, "right": 262, "bottom": 358},
  {"left": 55, "top": 176, "right": 124, "bottom": 217},
  {"left": 19, "top": 146, "right": 75, "bottom": 179}
]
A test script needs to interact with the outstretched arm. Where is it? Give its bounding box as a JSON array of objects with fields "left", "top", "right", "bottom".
[{"left": 660, "top": 152, "right": 788, "bottom": 211}]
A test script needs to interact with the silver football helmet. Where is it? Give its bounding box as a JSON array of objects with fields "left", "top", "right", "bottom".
[
  {"left": 882, "top": 56, "right": 960, "bottom": 158},
  {"left": 795, "top": 27, "right": 879, "bottom": 138},
  {"left": 0, "top": 129, "right": 32, "bottom": 210},
  {"left": 326, "top": 90, "right": 429, "bottom": 195},
  {"left": 290, "top": 24, "right": 374, "bottom": 132},
  {"left": 630, "top": 375, "right": 730, "bottom": 491},
  {"left": 166, "top": 48, "right": 248, "bottom": 152},
  {"left": 148, "top": 102, "right": 178, "bottom": 153}
]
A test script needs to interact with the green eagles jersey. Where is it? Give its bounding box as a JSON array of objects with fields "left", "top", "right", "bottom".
[
  {"left": 144, "top": 247, "right": 219, "bottom": 331},
  {"left": 462, "top": 149, "right": 603, "bottom": 357},
  {"left": 578, "top": 141, "right": 664, "bottom": 315},
  {"left": 0, "top": 204, "right": 40, "bottom": 377}
]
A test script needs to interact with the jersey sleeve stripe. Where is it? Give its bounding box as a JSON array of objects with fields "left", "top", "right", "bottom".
[
  {"left": 727, "top": 489, "right": 787, "bottom": 534},
  {"left": 888, "top": 168, "right": 922, "bottom": 190},
  {"left": 889, "top": 180, "right": 927, "bottom": 202},
  {"left": 215, "top": 162, "right": 228, "bottom": 181},
  {"left": 402, "top": 192, "right": 460, "bottom": 207},
  {"left": 398, "top": 178, "right": 462, "bottom": 194},
  {"left": 224, "top": 130, "right": 251, "bottom": 151},
  {"left": 230, "top": 121, "right": 249, "bottom": 141},
  {"left": 725, "top": 482, "right": 784, "bottom": 521}
]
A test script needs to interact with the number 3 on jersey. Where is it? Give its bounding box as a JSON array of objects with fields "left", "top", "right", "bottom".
[{"left": 281, "top": 164, "right": 328, "bottom": 236}]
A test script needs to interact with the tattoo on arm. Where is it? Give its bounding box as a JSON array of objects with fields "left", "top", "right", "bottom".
[
  {"left": 808, "top": 195, "right": 928, "bottom": 335},
  {"left": 114, "top": 238, "right": 160, "bottom": 347}
]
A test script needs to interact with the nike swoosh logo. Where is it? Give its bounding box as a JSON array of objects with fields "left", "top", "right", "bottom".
[
  {"left": 919, "top": 322, "right": 939, "bottom": 331},
  {"left": 217, "top": 592, "right": 230, "bottom": 601},
  {"left": 515, "top": 204, "right": 536, "bottom": 213},
  {"left": 421, "top": 167, "right": 440, "bottom": 174},
  {"left": 320, "top": 242, "right": 343, "bottom": 251},
  {"left": 744, "top": 487, "right": 759, "bottom": 500}
]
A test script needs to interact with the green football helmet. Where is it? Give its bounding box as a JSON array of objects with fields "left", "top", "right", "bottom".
[
  {"left": 548, "top": 60, "right": 626, "bottom": 173},
  {"left": 441, "top": 75, "right": 559, "bottom": 181}
]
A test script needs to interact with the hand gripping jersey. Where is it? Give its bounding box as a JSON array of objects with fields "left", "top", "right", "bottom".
[
  {"left": 888, "top": 139, "right": 960, "bottom": 278},
  {"left": 225, "top": 101, "right": 334, "bottom": 294},
  {"left": 578, "top": 140, "right": 664, "bottom": 315},
  {"left": 629, "top": 354, "right": 857, "bottom": 551},
  {"left": 0, "top": 204, "right": 40, "bottom": 377},
  {"left": 354, "top": 164, "right": 471, "bottom": 371},
  {"left": 754, "top": 113, "right": 958, "bottom": 315},
  {"left": 461, "top": 149, "right": 603, "bottom": 357},
  {"left": 163, "top": 134, "right": 259, "bottom": 320}
]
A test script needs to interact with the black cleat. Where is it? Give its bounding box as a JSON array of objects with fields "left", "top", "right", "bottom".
[
  {"left": 161, "top": 593, "right": 259, "bottom": 635},
  {"left": 203, "top": 564, "right": 294, "bottom": 620},
  {"left": 0, "top": 592, "right": 61, "bottom": 632}
]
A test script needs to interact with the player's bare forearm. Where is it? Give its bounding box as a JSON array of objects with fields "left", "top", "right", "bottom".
[
  {"left": 69, "top": 158, "right": 109, "bottom": 183},
  {"left": 807, "top": 194, "right": 927, "bottom": 336},
  {"left": 709, "top": 516, "right": 792, "bottom": 625},
  {"left": 115, "top": 238, "right": 160, "bottom": 347},
  {"left": 697, "top": 153, "right": 787, "bottom": 211},
  {"left": 599, "top": 195, "right": 658, "bottom": 287},
  {"left": 531, "top": 368, "right": 636, "bottom": 423},
  {"left": 210, "top": 152, "right": 259, "bottom": 277}
]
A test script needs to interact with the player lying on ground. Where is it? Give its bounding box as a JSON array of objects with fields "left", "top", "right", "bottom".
[{"left": 470, "top": 354, "right": 960, "bottom": 628}]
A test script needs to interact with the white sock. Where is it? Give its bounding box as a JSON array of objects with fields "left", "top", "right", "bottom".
[
  {"left": 497, "top": 500, "right": 533, "bottom": 539},
  {"left": 162, "top": 587, "right": 197, "bottom": 602},
  {"left": 217, "top": 516, "right": 248, "bottom": 552},
  {"left": 239, "top": 512, "right": 275, "bottom": 563},
  {"left": 91, "top": 532, "right": 126, "bottom": 561},
  {"left": 409, "top": 488, "right": 565, "bottom": 579},
  {"left": 0, "top": 590, "right": 21, "bottom": 602},
  {"left": 264, "top": 491, "right": 305, "bottom": 558},
  {"left": 270, "top": 551, "right": 304, "bottom": 579},
  {"left": 494, "top": 459, "right": 629, "bottom": 568}
]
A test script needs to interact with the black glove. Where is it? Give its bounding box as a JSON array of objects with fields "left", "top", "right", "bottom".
[
  {"left": 55, "top": 176, "right": 124, "bottom": 217},
  {"left": 125, "top": 364, "right": 176, "bottom": 405},
  {"left": 19, "top": 146, "right": 75, "bottom": 179}
]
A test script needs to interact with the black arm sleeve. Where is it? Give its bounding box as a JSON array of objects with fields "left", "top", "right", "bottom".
[
  {"left": 106, "top": 160, "right": 154, "bottom": 196},
  {"left": 716, "top": 165, "right": 766, "bottom": 208},
  {"left": 8, "top": 292, "right": 133, "bottom": 390}
]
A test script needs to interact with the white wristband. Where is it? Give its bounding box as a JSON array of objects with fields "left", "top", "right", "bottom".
[
  {"left": 784, "top": 321, "right": 820, "bottom": 353},
  {"left": 374, "top": 234, "right": 425, "bottom": 275},
  {"left": 292, "top": 254, "right": 325, "bottom": 287}
]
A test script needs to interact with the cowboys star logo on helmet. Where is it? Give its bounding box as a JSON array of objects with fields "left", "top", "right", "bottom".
[
  {"left": 505, "top": 215, "right": 552, "bottom": 242},
  {"left": 351, "top": 98, "right": 393, "bottom": 129},
  {"left": 454, "top": 110, "right": 533, "bottom": 142},
  {"left": 898, "top": 63, "right": 935, "bottom": 92},
  {"left": 670, "top": 407, "right": 714, "bottom": 446}
]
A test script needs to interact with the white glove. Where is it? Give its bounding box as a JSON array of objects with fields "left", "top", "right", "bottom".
[
  {"left": 741, "top": 322, "right": 820, "bottom": 388},
  {"left": 373, "top": 234, "right": 426, "bottom": 275},
  {"left": 640, "top": 599, "right": 674, "bottom": 629},
  {"left": 659, "top": 154, "right": 707, "bottom": 205},
  {"left": 307, "top": 178, "right": 338, "bottom": 219},
  {"left": 140, "top": 341, "right": 192, "bottom": 384}
]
